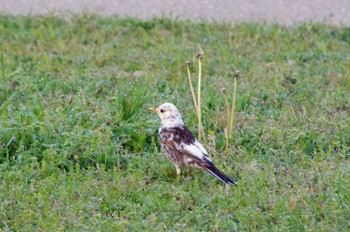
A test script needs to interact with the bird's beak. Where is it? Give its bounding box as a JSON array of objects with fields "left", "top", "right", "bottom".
[{"left": 148, "top": 107, "right": 157, "bottom": 113}]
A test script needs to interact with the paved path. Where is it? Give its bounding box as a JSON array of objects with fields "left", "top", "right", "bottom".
[{"left": 1, "top": 0, "right": 349, "bottom": 26}]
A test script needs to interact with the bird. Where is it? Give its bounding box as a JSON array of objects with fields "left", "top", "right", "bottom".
[{"left": 149, "top": 103, "right": 236, "bottom": 185}]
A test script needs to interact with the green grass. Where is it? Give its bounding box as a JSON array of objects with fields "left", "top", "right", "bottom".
[{"left": 0, "top": 14, "right": 350, "bottom": 231}]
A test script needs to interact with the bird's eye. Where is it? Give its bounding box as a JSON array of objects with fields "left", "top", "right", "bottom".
[{"left": 160, "top": 109, "right": 165, "bottom": 113}]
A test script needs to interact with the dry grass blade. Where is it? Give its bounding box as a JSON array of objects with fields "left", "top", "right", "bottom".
[
  {"left": 186, "top": 62, "right": 198, "bottom": 115},
  {"left": 228, "top": 75, "right": 238, "bottom": 139}
]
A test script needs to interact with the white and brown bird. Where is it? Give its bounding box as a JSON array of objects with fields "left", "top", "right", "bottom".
[{"left": 149, "top": 103, "right": 236, "bottom": 185}]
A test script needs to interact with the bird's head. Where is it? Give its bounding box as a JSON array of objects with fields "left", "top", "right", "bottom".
[{"left": 149, "top": 103, "right": 184, "bottom": 127}]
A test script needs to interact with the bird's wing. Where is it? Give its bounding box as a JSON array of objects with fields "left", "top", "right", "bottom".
[
  {"left": 161, "top": 138, "right": 182, "bottom": 151},
  {"left": 161, "top": 138, "right": 212, "bottom": 165},
  {"left": 182, "top": 141, "right": 212, "bottom": 162},
  {"left": 159, "top": 126, "right": 212, "bottom": 163}
]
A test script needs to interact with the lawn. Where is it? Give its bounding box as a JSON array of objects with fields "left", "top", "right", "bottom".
[{"left": 0, "top": 14, "right": 350, "bottom": 231}]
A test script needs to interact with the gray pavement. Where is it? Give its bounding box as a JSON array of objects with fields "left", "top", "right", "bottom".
[{"left": 1, "top": 0, "right": 350, "bottom": 26}]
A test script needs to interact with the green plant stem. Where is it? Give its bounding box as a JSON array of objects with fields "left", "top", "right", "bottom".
[
  {"left": 222, "top": 91, "right": 231, "bottom": 136},
  {"left": 198, "top": 58, "right": 203, "bottom": 141},
  {"left": 229, "top": 77, "right": 237, "bottom": 139},
  {"left": 186, "top": 63, "right": 198, "bottom": 115},
  {"left": 224, "top": 128, "right": 229, "bottom": 151}
]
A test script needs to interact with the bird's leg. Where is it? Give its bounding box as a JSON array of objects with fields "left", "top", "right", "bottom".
[
  {"left": 185, "top": 169, "right": 192, "bottom": 179},
  {"left": 175, "top": 165, "right": 181, "bottom": 182}
]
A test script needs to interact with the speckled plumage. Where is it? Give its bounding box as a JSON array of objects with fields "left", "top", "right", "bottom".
[{"left": 151, "top": 103, "right": 236, "bottom": 185}]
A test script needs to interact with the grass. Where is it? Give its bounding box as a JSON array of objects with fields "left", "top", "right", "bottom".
[{"left": 0, "top": 14, "right": 350, "bottom": 231}]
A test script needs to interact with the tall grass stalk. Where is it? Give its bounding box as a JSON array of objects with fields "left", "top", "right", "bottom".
[
  {"left": 186, "top": 62, "right": 198, "bottom": 115},
  {"left": 194, "top": 44, "right": 206, "bottom": 142},
  {"left": 197, "top": 56, "right": 203, "bottom": 141},
  {"left": 221, "top": 88, "right": 231, "bottom": 133},
  {"left": 221, "top": 88, "right": 231, "bottom": 149},
  {"left": 228, "top": 75, "right": 238, "bottom": 139}
]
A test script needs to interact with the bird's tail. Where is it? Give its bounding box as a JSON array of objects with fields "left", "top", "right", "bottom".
[{"left": 204, "top": 164, "right": 236, "bottom": 185}]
